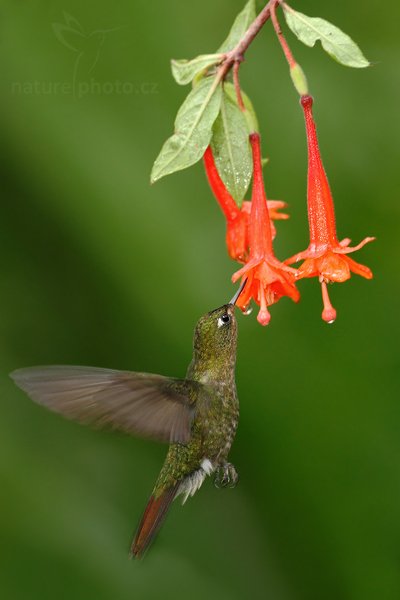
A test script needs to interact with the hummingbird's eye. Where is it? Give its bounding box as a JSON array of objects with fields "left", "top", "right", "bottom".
[{"left": 217, "top": 314, "right": 231, "bottom": 328}]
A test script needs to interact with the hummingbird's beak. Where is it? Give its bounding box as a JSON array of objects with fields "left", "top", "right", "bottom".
[{"left": 229, "top": 279, "right": 247, "bottom": 306}]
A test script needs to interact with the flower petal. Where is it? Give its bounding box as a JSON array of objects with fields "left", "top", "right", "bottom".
[
  {"left": 232, "top": 257, "right": 262, "bottom": 283},
  {"left": 343, "top": 255, "right": 373, "bottom": 279},
  {"left": 295, "top": 257, "right": 319, "bottom": 279},
  {"left": 335, "top": 236, "right": 375, "bottom": 255},
  {"left": 267, "top": 200, "right": 290, "bottom": 221},
  {"left": 285, "top": 247, "right": 316, "bottom": 265},
  {"left": 226, "top": 213, "right": 249, "bottom": 262},
  {"left": 319, "top": 253, "right": 351, "bottom": 282}
]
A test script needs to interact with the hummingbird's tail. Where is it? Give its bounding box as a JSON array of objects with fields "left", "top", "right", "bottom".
[{"left": 130, "top": 482, "right": 180, "bottom": 558}]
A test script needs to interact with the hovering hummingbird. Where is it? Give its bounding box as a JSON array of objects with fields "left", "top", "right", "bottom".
[{"left": 10, "top": 284, "right": 245, "bottom": 558}]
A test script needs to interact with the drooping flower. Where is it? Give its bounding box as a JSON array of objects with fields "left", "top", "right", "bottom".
[
  {"left": 203, "top": 146, "right": 288, "bottom": 263},
  {"left": 231, "top": 133, "right": 299, "bottom": 325},
  {"left": 286, "top": 95, "right": 374, "bottom": 323}
]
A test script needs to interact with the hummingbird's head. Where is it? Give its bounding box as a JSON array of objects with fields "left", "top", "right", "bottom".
[
  {"left": 191, "top": 282, "right": 246, "bottom": 372},
  {"left": 193, "top": 304, "right": 238, "bottom": 366}
]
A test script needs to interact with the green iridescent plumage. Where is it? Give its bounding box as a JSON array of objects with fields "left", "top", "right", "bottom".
[
  {"left": 11, "top": 297, "right": 242, "bottom": 558},
  {"left": 153, "top": 304, "right": 239, "bottom": 498}
]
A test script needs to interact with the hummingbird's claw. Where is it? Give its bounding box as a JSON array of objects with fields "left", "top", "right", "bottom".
[{"left": 213, "top": 463, "right": 239, "bottom": 489}]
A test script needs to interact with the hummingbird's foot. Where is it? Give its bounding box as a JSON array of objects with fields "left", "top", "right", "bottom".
[{"left": 213, "top": 463, "right": 239, "bottom": 489}]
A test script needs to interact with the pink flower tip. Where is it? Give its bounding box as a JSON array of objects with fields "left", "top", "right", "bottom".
[
  {"left": 257, "top": 308, "right": 271, "bottom": 326},
  {"left": 321, "top": 281, "right": 336, "bottom": 323},
  {"left": 322, "top": 306, "right": 337, "bottom": 324}
]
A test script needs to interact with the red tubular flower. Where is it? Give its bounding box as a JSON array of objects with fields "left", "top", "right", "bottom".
[
  {"left": 286, "top": 95, "right": 375, "bottom": 323},
  {"left": 232, "top": 133, "right": 299, "bottom": 325},
  {"left": 203, "top": 146, "right": 288, "bottom": 263}
]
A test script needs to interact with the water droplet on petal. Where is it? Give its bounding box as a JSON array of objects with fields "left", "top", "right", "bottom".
[{"left": 322, "top": 307, "right": 336, "bottom": 323}]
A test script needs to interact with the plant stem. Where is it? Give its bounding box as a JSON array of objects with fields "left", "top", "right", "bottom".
[
  {"left": 218, "top": 0, "right": 282, "bottom": 81},
  {"left": 270, "top": 1, "right": 297, "bottom": 68},
  {"left": 233, "top": 60, "right": 245, "bottom": 111},
  {"left": 229, "top": 0, "right": 281, "bottom": 60}
]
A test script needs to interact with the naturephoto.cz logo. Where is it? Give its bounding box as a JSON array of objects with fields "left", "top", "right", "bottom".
[{"left": 11, "top": 12, "right": 158, "bottom": 99}]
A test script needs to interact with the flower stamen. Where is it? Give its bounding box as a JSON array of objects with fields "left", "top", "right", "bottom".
[
  {"left": 257, "top": 286, "right": 271, "bottom": 326},
  {"left": 321, "top": 281, "right": 337, "bottom": 324}
]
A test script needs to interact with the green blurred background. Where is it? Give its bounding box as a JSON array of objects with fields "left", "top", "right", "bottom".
[{"left": 0, "top": 1, "right": 399, "bottom": 599}]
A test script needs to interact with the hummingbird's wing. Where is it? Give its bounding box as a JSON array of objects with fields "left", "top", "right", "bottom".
[{"left": 11, "top": 366, "right": 208, "bottom": 444}]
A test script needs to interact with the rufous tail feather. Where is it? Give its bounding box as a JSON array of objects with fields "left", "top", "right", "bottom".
[{"left": 130, "top": 482, "right": 180, "bottom": 558}]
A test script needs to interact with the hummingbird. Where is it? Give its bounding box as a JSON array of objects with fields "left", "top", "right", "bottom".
[{"left": 10, "top": 284, "right": 245, "bottom": 558}]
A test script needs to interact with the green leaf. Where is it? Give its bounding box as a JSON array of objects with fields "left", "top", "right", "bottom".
[
  {"left": 282, "top": 4, "right": 370, "bottom": 68},
  {"left": 211, "top": 85, "right": 253, "bottom": 206},
  {"left": 151, "top": 77, "right": 222, "bottom": 183},
  {"left": 171, "top": 54, "right": 224, "bottom": 86},
  {"left": 224, "top": 82, "right": 259, "bottom": 133},
  {"left": 217, "top": 0, "right": 256, "bottom": 53}
]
